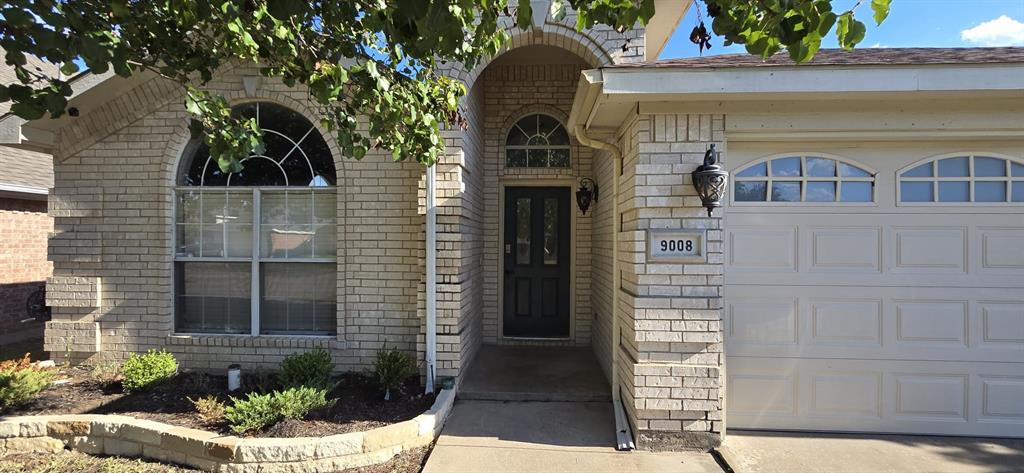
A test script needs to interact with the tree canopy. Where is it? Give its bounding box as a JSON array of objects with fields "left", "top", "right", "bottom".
[{"left": 0, "top": 0, "right": 890, "bottom": 171}]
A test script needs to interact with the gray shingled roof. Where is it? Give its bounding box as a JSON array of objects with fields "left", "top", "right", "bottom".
[
  {"left": 0, "top": 47, "right": 57, "bottom": 191},
  {"left": 609, "top": 47, "right": 1024, "bottom": 69}
]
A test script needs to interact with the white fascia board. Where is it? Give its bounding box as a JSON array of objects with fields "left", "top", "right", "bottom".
[
  {"left": 567, "top": 69, "right": 604, "bottom": 134},
  {"left": 599, "top": 64, "right": 1024, "bottom": 100},
  {"left": 0, "top": 183, "right": 48, "bottom": 200}
]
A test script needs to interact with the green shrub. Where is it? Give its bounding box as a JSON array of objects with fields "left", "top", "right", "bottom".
[
  {"left": 277, "top": 386, "right": 332, "bottom": 420},
  {"left": 121, "top": 350, "right": 178, "bottom": 393},
  {"left": 0, "top": 355, "right": 57, "bottom": 410},
  {"left": 373, "top": 346, "right": 416, "bottom": 401},
  {"left": 279, "top": 349, "right": 333, "bottom": 389},
  {"left": 224, "top": 386, "right": 332, "bottom": 434},
  {"left": 224, "top": 392, "right": 279, "bottom": 434}
]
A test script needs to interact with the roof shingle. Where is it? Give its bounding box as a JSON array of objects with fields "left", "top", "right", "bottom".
[{"left": 609, "top": 47, "right": 1024, "bottom": 69}]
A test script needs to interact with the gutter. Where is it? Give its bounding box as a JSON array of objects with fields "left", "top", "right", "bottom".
[
  {"left": 0, "top": 183, "right": 49, "bottom": 201},
  {"left": 574, "top": 124, "right": 632, "bottom": 451},
  {"left": 425, "top": 164, "right": 437, "bottom": 394}
]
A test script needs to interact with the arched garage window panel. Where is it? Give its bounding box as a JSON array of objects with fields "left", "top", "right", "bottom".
[
  {"left": 899, "top": 154, "right": 1024, "bottom": 204},
  {"left": 733, "top": 155, "right": 875, "bottom": 203},
  {"left": 175, "top": 102, "right": 337, "bottom": 336},
  {"left": 505, "top": 114, "right": 571, "bottom": 168}
]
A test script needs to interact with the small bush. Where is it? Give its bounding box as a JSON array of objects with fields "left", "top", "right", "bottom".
[
  {"left": 242, "top": 369, "right": 278, "bottom": 393},
  {"left": 225, "top": 392, "right": 279, "bottom": 434},
  {"left": 189, "top": 395, "right": 227, "bottom": 424},
  {"left": 373, "top": 346, "right": 416, "bottom": 401},
  {"left": 224, "top": 386, "right": 332, "bottom": 434},
  {"left": 277, "top": 386, "right": 332, "bottom": 420},
  {"left": 90, "top": 361, "right": 121, "bottom": 384},
  {"left": 279, "top": 349, "right": 333, "bottom": 389},
  {"left": 0, "top": 354, "right": 57, "bottom": 410},
  {"left": 121, "top": 350, "right": 178, "bottom": 393}
]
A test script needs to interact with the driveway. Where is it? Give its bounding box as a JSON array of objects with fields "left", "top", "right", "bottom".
[
  {"left": 422, "top": 400, "right": 722, "bottom": 473},
  {"left": 718, "top": 430, "right": 1024, "bottom": 473}
]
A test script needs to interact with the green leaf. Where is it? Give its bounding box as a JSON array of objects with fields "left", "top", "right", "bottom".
[
  {"left": 267, "top": 0, "right": 308, "bottom": 20},
  {"left": 11, "top": 101, "right": 47, "bottom": 120},
  {"left": 836, "top": 12, "right": 866, "bottom": 50},
  {"left": 60, "top": 62, "right": 80, "bottom": 76},
  {"left": 871, "top": 0, "right": 891, "bottom": 25},
  {"left": 516, "top": 0, "right": 532, "bottom": 29},
  {"left": 0, "top": 85, "right": 8, "bottom": 102},
  {"left": 550, "top": 0, "right": 566, "bottom": 22}
]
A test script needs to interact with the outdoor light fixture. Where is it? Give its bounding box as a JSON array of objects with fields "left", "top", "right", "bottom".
[
  {"left": 691, "top": 144, "right": 729, "bottom": 217},
  {"left": 576, "top": 177, "right": 599, "bottom": 214}
]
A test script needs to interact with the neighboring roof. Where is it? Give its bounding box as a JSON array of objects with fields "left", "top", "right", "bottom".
[
  {"left": 609, "top": 47, "right": 1024, "bottom": 69},
  {"left": 0, "top": 47, "right": 57, "bottom": 196},
  {"left": 0, "top": 145, "right": 52, "bottom": 191}
]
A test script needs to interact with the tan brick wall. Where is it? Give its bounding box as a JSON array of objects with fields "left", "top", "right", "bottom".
[
  {"left": 0, "top": 197, "right": 52, "bottom": 338},
  {"left": 615, "top": 114, "right": 726, "bottom": 449},
  {"left": 46, "top": 64, "right": 423, "bottom": 370}
]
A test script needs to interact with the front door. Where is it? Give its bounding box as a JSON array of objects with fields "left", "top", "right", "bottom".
[{"left": 503, "top": 187, "right": 571, "bottom": 338}]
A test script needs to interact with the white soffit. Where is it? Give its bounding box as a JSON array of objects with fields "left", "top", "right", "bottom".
[{"left": 645, "top": 0, "right": 693, "bottom": 61}]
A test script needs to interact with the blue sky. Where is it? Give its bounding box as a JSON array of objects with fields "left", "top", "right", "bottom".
[{"left": 661, "top": 0, "right": 1024, "bottom": 58}]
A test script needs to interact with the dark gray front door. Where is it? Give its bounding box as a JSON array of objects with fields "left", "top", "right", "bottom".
[{"left": 503, "top": 187, "right": 571, "bottom": 338}]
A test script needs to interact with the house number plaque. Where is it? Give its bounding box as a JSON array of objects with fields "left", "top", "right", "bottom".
[{"left": 647, "top": 230, "right": 706, "bottom": 263}]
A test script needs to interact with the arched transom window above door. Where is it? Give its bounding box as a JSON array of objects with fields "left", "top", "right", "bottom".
[
  {"left": 505, "top": 113, "right": 571, "bottom": 168},
  {"left": 733, "top": 155, "right": 876, "bottom": 203},
  {"left": 175, "top": 102, "right": 337, "bottom": 336},
  {"left": 899, "top": 154, "right": 1024, "bottom": 204}
]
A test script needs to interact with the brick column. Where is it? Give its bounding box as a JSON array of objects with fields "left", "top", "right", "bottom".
[{"left": 619, "top": 113, "right": 726, "bottom": 450}]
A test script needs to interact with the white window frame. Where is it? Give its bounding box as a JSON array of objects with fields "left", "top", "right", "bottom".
[
  {"left": 896, "top": 152, "right": 1024, "bottom": 206},
  {"left": 505, "top": 113, "right": 572, "bottom": 168},
  {"left": 172, "top": 186, "right": 337, "bottom": 336},
  {"left": 731, "top": 153, "right": 878, "bottom": 206}
]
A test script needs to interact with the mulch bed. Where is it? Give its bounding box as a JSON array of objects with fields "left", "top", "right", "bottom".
[{"left": 2, "top": 367, "right": 436, "bottom": 439}]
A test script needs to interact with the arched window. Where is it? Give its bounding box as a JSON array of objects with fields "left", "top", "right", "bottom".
[
  {"left": 505, "top": 114, "right": 570, "bottom": 168},
  {"left": 898, "top": 154, "right": 1024, "bottom": 204},
  {"left": 175, "top": 102, "right": 337, "bottom": 335},
  {"left": 734, "top": 155, "right": 875, "bottom": 203}
]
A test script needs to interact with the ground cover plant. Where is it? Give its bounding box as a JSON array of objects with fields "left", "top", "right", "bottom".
[{"left": 0, "top": 354, "right": 57, "bottom": 411}]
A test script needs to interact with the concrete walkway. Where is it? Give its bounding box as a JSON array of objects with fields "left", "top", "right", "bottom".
[
  {"left": 719, "top": 430, "right": 1024, "bottom": 473},
  {"left": 423, "top": 400, "right": 722, "bottom": 473}
]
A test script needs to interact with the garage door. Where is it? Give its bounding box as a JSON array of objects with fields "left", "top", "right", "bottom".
[{"left": 724, "top": 151, "right": 1024, "bottom": 437}]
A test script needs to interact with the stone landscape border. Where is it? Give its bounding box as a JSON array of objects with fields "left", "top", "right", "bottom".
[{"left": 0, "top": 388, "right": 455, "bottom": 472}]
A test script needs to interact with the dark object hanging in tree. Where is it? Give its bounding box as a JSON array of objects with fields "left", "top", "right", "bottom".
[
  {"left": 689, "top": 21, "right": 712, "bottom": 55},
  {"left": 691, "top": 144, "right": 729, "bottom": 217},
  {"left": 576, "top": 178, "right": 599, "bottom": 215}
]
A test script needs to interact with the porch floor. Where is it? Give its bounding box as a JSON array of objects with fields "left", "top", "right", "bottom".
[{"left": 459, "top": 345, "right": 611, "bottom": 402}]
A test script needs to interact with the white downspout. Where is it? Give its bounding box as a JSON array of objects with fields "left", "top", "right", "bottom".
[
  {"left": 575, "top": 125, "right": 632, "bottom": 450},
  {"left": 425, "top": 163, "right": 437, "bottom": 394}
]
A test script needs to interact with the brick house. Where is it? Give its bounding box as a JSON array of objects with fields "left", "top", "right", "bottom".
[
  {"left": 2, "top": 1, "right": 1023, "bottom": 449},
  {"left": 0, "top": 52, "right": 54, "bottom": 347}
]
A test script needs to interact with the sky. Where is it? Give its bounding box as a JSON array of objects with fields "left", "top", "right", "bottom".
[{"left": 660, "top": 0, "right": 1024, "bottom": 59}]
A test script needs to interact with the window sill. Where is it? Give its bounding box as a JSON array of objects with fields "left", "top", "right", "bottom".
[{"left": 167, "top": 333, "right": 344, "bottom": 349}]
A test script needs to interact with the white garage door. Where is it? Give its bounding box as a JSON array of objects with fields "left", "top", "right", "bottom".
[{"left": 724, "top": 150, "right": 1024, "bottom": 437}]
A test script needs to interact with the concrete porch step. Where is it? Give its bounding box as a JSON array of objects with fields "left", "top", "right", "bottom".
[{"left": 459, "top": 345, "right": 612, "bottom": 403}]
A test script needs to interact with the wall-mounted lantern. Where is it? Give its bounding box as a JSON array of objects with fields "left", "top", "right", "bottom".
[
  {"left": 691, "top": 144, "right": 729, "bottom": 217},
  {"left": 576, "top": 177, "right": 599, "bottom": 215}
]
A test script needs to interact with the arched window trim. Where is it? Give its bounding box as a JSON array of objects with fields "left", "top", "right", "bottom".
[
  {"left": 504, "top": 113, "right": 571, "bottom": 168},
  {"left": 180, "top": 101, "right": 336, "bottom": 188},
  {"left": 173, "top": 101, "right": 338, "bottom": 337},
  {"left": 732, "top": 152, "right": 878, "bottom": 205},
  {"left": 896, "top": 152, "right": 1024, "bottom": 206}
]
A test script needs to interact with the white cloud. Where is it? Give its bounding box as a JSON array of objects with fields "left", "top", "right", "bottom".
[
  {"left": 961, "top": 15, "right": 1024, "bottom": 46},
  {"left": 870, "top": 43, "right": 887, "bottom": 48}
]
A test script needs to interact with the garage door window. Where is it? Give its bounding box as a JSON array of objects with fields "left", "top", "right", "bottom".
[
  {"left": 899, "top": 155, "right": 1024, "bottom": 204},
  {"left": 734, "top": 156, "right": 875, "bottom": 203}
]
